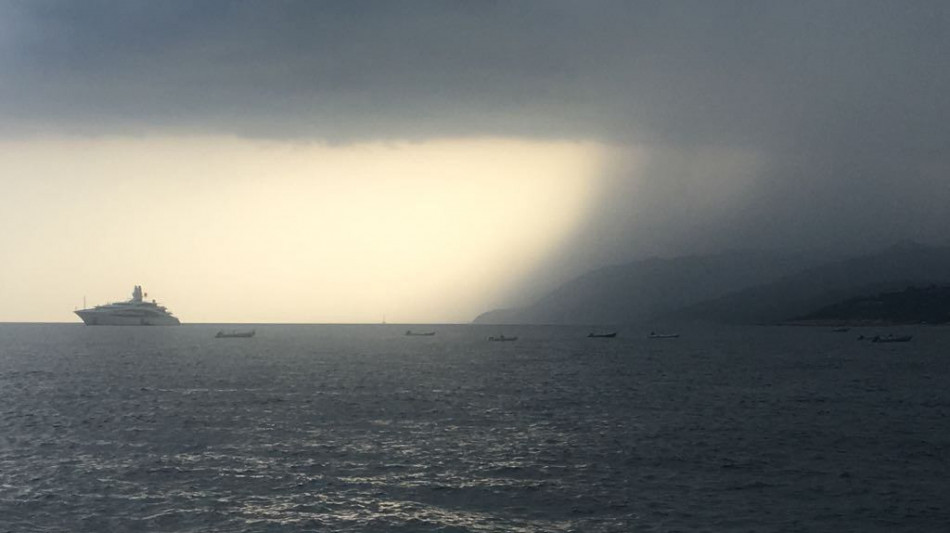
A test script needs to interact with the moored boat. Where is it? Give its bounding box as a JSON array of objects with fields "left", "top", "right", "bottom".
[
  {"left": 587, "top": 332, "right": 617, "bottom": 338},
  {"left": 75, "top": 285, "right": 180, "bottom": 326},
  {"left": 405, "top": 330, "right": 436, "bottom": 336},
  {"left": 648, "top": 331, "right": 679, "bottom": 339},
  {"left": 215, "top": 329, "right": 255, "bottom": 338},
  {"left": 488, "top": 335, "right": 518, "bottom": 342},
  {"left": 870, "top": 334, "right": 912, "bottom": 343}
]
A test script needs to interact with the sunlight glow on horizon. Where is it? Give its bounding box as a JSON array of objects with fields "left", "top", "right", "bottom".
[{"left": 0, "top": 136, "right": 610, "bottom": 323}]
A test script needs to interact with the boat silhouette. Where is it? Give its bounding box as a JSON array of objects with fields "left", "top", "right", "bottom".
[
  {"left": 215, "top": 329, "right": 255, "bottom": 338},
  {"left": 870, "top": 334, "right": 912, "bottom": 343}
]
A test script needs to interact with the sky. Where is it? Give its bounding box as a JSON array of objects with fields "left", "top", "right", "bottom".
[{"left": 1, "top": 1, "right": 948, "bottom": 322}]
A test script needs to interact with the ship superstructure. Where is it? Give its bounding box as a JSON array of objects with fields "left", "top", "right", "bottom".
[{"left": 75, "top": 285, "right": 181, "bottom": 325}]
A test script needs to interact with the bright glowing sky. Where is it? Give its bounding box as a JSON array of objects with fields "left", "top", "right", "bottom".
[
  {"left": 0, "top": 137, "right": 608, "bottom": 323},
  {"left": 2, "top": 2, "right": 948, "bottom": 323}
]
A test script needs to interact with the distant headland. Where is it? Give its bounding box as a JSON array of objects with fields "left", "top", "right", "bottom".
[
  {"left": 787, "top": 285, "right": 950, "bottom": 326},
  {"left": 474, "top": 242, "right": 950, "bottom": 326}
]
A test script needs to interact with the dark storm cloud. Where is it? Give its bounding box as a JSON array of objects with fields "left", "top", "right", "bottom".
[
  {"left": 5, "top": 1, "right": 944, "bottom": 145},
  {"left": 2, "top": 0, "right": 615, "bottom": 139},
  {"left": 3, "top": 1, "right": 949, "bottom": 268}
]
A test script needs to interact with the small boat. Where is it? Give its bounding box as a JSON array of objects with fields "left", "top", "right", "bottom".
[
  {"left": 832, "top": 327, "right": 851, "bottom": 332},
  {"left": 587, "top": 332, "right": 617, "bottom": 338},
  {"left": 488, "top": 335, "right": 518, "bottom": 342},
  {"left": 405, "top": 330, "right": 436, "bottom": 336},
  {"left": 871, "top": 334, "right": 912, "bottom": 343},
  {"left": 215, "top": 329, "right": 255, "bottom": 338},
  {"left": 648, "top": 331, "right": 679, "bottom": 339}
]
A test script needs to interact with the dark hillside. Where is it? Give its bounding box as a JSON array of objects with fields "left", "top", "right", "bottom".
[{"left": 794, "top": 285, "right": 950, "bottom": 325}]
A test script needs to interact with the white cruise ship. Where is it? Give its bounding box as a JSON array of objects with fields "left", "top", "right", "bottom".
[{"left": 75, "top": 285, "right": 181, "bottom": 326}]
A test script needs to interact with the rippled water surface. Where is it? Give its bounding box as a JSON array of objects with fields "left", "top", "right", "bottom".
[{"left": 1, "top": 324, "right": 949, "bottom": 532}]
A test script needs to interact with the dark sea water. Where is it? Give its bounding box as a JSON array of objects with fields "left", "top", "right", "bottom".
[{"left": 1, "top": 324, "right": 949, "bottom": 532}]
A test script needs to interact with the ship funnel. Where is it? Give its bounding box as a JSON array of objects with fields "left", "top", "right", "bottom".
[{"left": 132, "top": 285, "right": 143, "bottom": 302}]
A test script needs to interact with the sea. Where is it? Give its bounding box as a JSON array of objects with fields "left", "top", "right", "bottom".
[{"left": 1, "top": 323, "right": 948, "bottom": 532}]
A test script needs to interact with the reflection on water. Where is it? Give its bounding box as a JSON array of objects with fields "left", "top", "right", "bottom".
[{"left": 1, "top": 324, "right": 949, "bottom": 531}]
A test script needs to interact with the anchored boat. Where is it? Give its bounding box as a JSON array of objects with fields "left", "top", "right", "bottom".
[
  {"left": 75, "top": 286, "right": 180, "bottom": 326},
  {"left": 870, "top": 334, "right": 912, "bottom": 343},
  {"left": 215, "top": 330, "right": 256, "bottom": 338}
]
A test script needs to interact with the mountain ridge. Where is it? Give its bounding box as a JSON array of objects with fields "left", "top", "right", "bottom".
[
  {"left": 474, "top": 249, "right": 823, "bottom": 325},
  {"left": 670, "top": 242, "right": 950, "bottom": 324},
  {"left": 474, "top": 242, "right": 950, "bottom": 325}
]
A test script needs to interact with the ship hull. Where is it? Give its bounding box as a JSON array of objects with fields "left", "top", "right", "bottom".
[{"left": 75, "top": 310, "right": 180, "bottom": 326}]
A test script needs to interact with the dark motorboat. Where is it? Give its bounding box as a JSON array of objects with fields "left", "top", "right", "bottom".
[
  {"left": 871, "top": 334, "right": 912, "bottom": 343},
  {"left": 405, "top": 330, "right": 436, "bottom": 336},
  {"left": 488, "top": 335, "right": 518, "bottom": 342},
  {"left": 648, "top": 331, "right": 680, "bottom": 339},
  {"left": 832, "top": 327, "right": 851, "bottom": 332},
  {"left": 215, "top": 329, "right": 256, "bottom": 338},
  {"left": 587, "top": 332, "right": 617, "bottom": 338}
]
